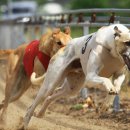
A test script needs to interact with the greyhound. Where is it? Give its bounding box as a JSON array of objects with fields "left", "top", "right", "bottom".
[
  {"left": 22, "top": 24, "right": 130, "bottom": 129},
  {"left": 0, "top": 27, "right": 72, "bottom": 124}
]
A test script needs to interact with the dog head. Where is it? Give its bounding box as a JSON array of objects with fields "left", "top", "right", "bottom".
[
  {"left": 51, "top": 26, "right": 71, "bottom": 46},
  {"left": 39, "top": 26, "right": 72, "bottom": 57},
  {"left": 96, "top": 24, "right": 130, "bottom": 70},
  {"left": 114, "top": 26, "right": 130, "bottom": 70}
]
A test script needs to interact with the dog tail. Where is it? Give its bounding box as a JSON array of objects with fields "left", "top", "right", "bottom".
[{"left": 31, "top": 72, "right": 46, "bottom": 85}]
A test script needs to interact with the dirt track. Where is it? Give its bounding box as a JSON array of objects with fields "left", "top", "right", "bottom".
[{"left": 0, "top": 60, "right": 130, "bottom": 130}]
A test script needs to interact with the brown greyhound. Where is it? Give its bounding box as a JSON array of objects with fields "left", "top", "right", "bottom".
[{"left": 0, "top": 27, "right": 72, "bottom": 123}]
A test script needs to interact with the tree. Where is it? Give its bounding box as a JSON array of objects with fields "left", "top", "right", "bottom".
[
  {"left": 0, "top": 0, "right": 7, "bottom": 5},
  {"left": 70, "top": 0, "right": 107, "bottom": 9},
  {"left": 70, "top": 0, "right": 130, "bottom": 9}
]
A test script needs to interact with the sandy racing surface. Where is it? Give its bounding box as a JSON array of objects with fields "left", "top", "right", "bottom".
[{"left": 0, "top": 59, "right": 130, "bottom": 130}]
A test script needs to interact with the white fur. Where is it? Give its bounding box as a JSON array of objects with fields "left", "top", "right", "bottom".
[
  {"left": 22, "top": 24, "right": 130, "bottom": 129},
  {"left": 31, "top": 72, "right": 46, "bottom": 85}
]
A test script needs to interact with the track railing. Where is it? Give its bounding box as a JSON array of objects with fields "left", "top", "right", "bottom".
[{"left": 1, "top": 8, "right": 130, "bottom": 48}]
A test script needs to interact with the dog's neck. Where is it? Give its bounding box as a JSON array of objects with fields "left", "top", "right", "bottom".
[
  {"left": 110, "top": 47, "right": 119, "bottom": 58},
  {"left": 105, "top": 42, "right": 125, "bottom": 64},
  {"left": 41, "top": 38, "right": 53, "bottom": 57}
]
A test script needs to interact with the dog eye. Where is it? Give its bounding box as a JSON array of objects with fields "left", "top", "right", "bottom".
[
  {"left": 125, "top": 41, "right": 130, "bottom": 46},
  {"left": 57, "top": 41, "right": 62, "bottom": 45}
]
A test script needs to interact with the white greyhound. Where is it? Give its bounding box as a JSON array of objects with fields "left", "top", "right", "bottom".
[{"left": 22, "top": 24, "right": 130, "bottom": 129}]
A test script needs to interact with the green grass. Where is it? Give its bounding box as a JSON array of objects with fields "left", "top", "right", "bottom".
[
  {"left": 71, "top": 104, "right": 83, "bottom": 110},
  {"left": 71, "top": 26, "right": 99, "bottom": 38},
  {"left": 71, "top": 27, "right": 83, "bottom": 38}
]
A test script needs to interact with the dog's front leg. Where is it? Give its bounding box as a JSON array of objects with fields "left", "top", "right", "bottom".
[
  {"left": 85, "top": 48, "right": 117, "bottom": 94},
  {"left": 97, "top": 72, "right": 125, "bottom": 114},
  {"left": 113, "top": 71, "right": 125, "bottom": 93}
]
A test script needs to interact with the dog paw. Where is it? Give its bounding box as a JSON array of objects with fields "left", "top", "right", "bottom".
[
  {"left": 0, "top": 125, "right": 4, "bottom": 130},
  {"left": 22, "top": 112, "right": 32, "bottom": 129},
  {"left": 33, "top": 112, "right": 43, "bottom": 118},
  {"left": 108, "top": 88, "right": 118, "bottom": 95},
  {"left": 97, "top": 104, "right": 109, "bottom": 115},
  {"left": 18, "top": 123, "right": 26, "bottom": 130},
  {"left": 0, "top": 117, "right": 6, "bottom": 130},
  {"left": 0, "top": 113, "right": 7, "bottom": 126}
]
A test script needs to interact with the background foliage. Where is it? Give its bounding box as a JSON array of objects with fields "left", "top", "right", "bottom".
[
  {"left": 1, "top": 0, "right": 130, "bottom": 8},
  {"left": 70, "top": 0, "right": 130, "bottom": 9}
]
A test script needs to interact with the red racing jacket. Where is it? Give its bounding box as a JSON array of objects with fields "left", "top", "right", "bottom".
[{"left": 23, "top": 40, "right": 50, "bottom": 77}]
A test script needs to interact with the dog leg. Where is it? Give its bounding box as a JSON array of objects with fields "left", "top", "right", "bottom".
[
  {"left": 85, "top": 47, "right": 117, "bottom": 94},
  {"left": 23, "top": 68, "right": 67, "bottom": 129},
  {"left": 0, "top": 78, "right": 13, "bottom": 122},
  {"left": 0, "top": 100, "right": 4, "bottom": 110},
  {"left": 35, "top": 71, "right": 85, "bottom": 118},
  {"left": 0, "top": 79, "right": 15, "bottom": 122},
  {"left": 0, "top": 53, "right": 19, "bottom": 121},
  {"left": 22, "top": 45, "right": 75, "bottom": 129},
  {"left": 98, "top": 94, "right": 115, "bottom": 114},
  {"left": 8, "top": 80, "right": 31, "bottom": 104},
  {"left": 34, "top": 79, "right": 69, "bottom": 118},
  {"left": 23, "top": 79, "right": 64, "bottom": 129},
  {"left": 0, "top": 103, "right": 3, "bottom": 110},
  {"left": 0, "top": 78, "right": 30, "bottom": 122},
  {"left": 113, "top": 73, "right": 125, "bottom": 93},
  {"left": 99, "top": 72, "right": 125, "bottom": 114}
]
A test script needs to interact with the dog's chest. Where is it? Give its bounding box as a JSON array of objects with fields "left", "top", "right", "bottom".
[{"left": 99, "top": 49, "right": 124, "bottom": 77}]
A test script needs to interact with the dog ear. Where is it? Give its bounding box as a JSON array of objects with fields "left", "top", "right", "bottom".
[
  {"left": 114, "top": 26, "right": 121, "bottom": 40},
  {"left": 52, "top": 28, "right": 61, "bottom": 37},
  {"left": 63, "top": 26, "right": 71, "bottom": 35},
  {"left": 114, "top": 26, "right": 122, "bottom": 33}
]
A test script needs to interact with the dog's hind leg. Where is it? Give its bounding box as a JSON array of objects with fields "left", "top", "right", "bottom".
[
  {"left": 8, "top": 80, "right": 31, "bottom": 103},
  {"left": 0, "top": 77, "right": 17, "bottom": 122},
  {"left": 22, "top": 45, "right": 76, "bottom": 129},
  {"left": 0, "top": 68, "right": 30, "bottom": 124},
  {"left": 35, "top": 70, "right": 85, "bottom": 118},
  {"left": 34, "top": 79, "right": 70, "bottom": 118},
  {"left": 0, "top": 104, "right": 3, "bottom": 110},
  {"left": 0, "top": 78, "right": 15, "bottom": 124},
  {"left": 0, "top": 100, "right": 4, "bottom": 110},
  {"left": 0, "top": 53, "right": 19, "bottom": 121},
  {"left": 23, "top": 68, "right": 66, "bottom": 129},
  {"left": 8, "top": 66, "right": 31, "bottom": 104}
]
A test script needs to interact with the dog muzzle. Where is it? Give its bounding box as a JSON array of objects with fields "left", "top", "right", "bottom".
[{"left": 122, "top": 48, "right": 130, "bottom": 70}]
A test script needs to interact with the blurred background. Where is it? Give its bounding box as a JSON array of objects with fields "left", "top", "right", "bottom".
[
  {"left": 1, "top": 0, "right": 130, "bottom": 17},
  {"left": 0, "top": 0, "right": 130, "bottom": 49}
]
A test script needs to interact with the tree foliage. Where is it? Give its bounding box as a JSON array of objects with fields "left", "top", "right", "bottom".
[
  {"left": 70, "top": 0, "right": 130, "bottom": 9},
  {"left": 70, "top": 0, "right": 107, "bottom": 9},
  {"left": 1, "top": 0, "right": 130, "bottom": 9},
  {"left": 0, "top": 0, "right": 7, "bottom": 5}
]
